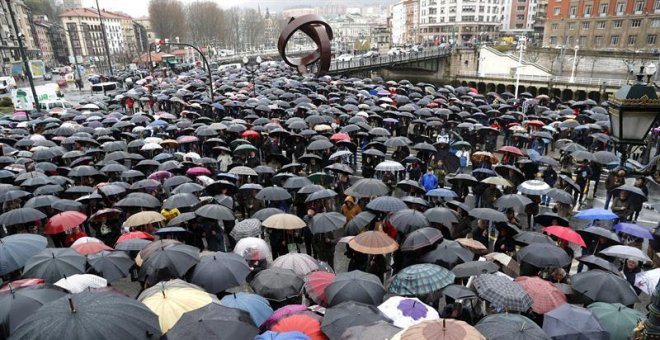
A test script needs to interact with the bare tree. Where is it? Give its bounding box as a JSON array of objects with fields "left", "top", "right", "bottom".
[
  {"left": 186, "top": 1, "right": 224, "bottom": 46},
  {"left": 241, "top": 8, "right": 266, "bottom": 51},
  {"left": 148, "top": 0, "right": 187, "bottom": 41},
  {"left": 223, "top": 7, "right": 242, "bottom": 51}
]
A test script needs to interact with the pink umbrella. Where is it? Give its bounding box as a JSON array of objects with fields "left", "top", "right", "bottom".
[
  {"left": 186, "top": 167, "right": 212, "bottom": 176},
  {"left": 13, "top": 111, "right": 27, "bottom": 116},
  {"left": 148, "top": 171, "right": 173, "bottom": 181},
  {"left": 177, "top": 135, "right": 199, "bottom": 144},
  {"left": 260, "top": 304, "right": 311, "bottom": 330}
]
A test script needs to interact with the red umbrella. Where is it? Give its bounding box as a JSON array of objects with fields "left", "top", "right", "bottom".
[
  {"left": 116, "top": 231, "right": 154, "bottom": 243},
  {"left": 304, "top": 271, "right": 335, "bottom": 306},
  {"left": 72, "top": 242, "right": 112, "bottom": 255},
  {"left": 0, "top": 278, "right": 45, "bottom": 292},
  {"left": 44, "top": 211, "right": 88, "bottom": 235},
  {"left": 497, "top": 146, "right": 524, "bottom": 157},
  {"left": 543, "top": 225, "right": 587, "bottom": 248},
  {"left": 525, "top": 120, "right": 546, "bottom": 127},
  {"left": 186, "top": 167, "right": 212, "bottom": 176},
  {"left": 514, "top": 276, "right": 567, "bottom": 314},
  {"left": 272, "top": 314, "right": 325, "bottom": 340},
  {"left": 330, "top": 133, "right": 351, "bottom": 142},
  {"left": 241, "top": 130, "right": 260, "bottom": 138}
]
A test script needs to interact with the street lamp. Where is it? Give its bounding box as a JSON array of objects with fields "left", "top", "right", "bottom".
[
  {"left": 514, "top": 35, "right": 527, "bottom": 99},
  {"left": 569, "top": 45, "right": 579, "bottom": 83},
  {"left": 607, "top": 66, "right": 660, "bottom": 169},
  {"left": 243, "top": 56, "right": 261, "bottom": 97}
]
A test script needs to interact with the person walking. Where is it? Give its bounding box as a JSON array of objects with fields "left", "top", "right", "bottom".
[
  {"left": 420, "top": 167, "right": 438, "bottom": 192},
  {"left": 541, "top": 165, "right": 557, "bottom": 206},
  {"left": 630, "top": 176, "right": 648, "bottom": 223},
  {"left": 604, "top": 169, "right": 626, "bottom": 209}
]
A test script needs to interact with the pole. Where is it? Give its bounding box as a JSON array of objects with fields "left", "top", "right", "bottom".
[
  {"left": 570, "top": 45, "right": 579, "bottom": 83},
  {"left": 95, "top": 0, "right": 113, "bottom": 76},
  {"left": 514, "top": 35, "right": 525, "bottom": 99},
  {"left": 558, "top": 45, "right": 566, "bottom": 76},
  {"left": 147, "top": 43, "right": 153, "bottom": 75},
  {"left": 164, "top": 42, "right": 213, "bottom": 98},
  {"left": 6, "top": 0, "right": 39, "bottom": 112},
  {"left": 66, "top": 29, "right": 83, "bottom": 91}
]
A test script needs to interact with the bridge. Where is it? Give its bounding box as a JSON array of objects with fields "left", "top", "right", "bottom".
[{"left": 327, "top": 49, "right": 451, "bottom": 75}]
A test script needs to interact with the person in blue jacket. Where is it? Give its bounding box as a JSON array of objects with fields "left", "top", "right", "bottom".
[{"left": 420, "top": 167, "right": 438, "bottom": 192}]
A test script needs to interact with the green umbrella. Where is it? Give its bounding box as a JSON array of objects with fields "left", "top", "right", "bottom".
[
  {"left": 307, "top": 172, "right": 334, "bottom": 185},
  {"left": 587, "top": 302, "right": 645, "bottom": 340},
  {"left": 233, "top": 144, "right": 258, "bottom": 154}
]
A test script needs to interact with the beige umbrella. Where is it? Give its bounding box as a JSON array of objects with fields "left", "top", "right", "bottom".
[
  {"left": 481, "top": 176, "right": 512, "bottom": 187},
  {"left": 456, "top": 238, "right": 488, "bottom": 254},
  {"left": 122, "top": 211, "right": 165, "bottom": 228},
  {"left": 262, "top": 213, "right": 306, "bottom": 230},
  {"left": 484, "top": 252, "right": 520, "bottom": 277},
  {"left": 392, "top": 319, "right": 485, "bottom": 340},
  {"left": 348, "top": 231, "right": 399, "bottom": 255}
]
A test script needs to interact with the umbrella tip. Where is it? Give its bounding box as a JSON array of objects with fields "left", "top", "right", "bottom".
[{"left": 68, "top": 297, "right": 76, "bottom": 313}]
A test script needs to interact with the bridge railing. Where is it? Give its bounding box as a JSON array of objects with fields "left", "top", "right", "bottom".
[
  {"left": 329, "top": 49, "right": 451, "bottom": 72},
  {"left": 463, "top": 73, "right": 628, "bottom": 87}
]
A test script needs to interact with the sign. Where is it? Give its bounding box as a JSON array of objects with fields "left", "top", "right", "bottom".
[
  {"left": 10, "top": 84, "right": 59, "bottom": 110},
  {"left": 28, "top": 60, "right": 46, "bottom": 79},
  {"left": 68, "top": 55, "right": 75, "bottom": 64}
]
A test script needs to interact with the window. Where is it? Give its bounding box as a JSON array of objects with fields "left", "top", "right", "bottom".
[
  {"left": 594, "top": 35, "right": 603, "bottom": 45},
  {"left": 516, "top": 5, "right": 525, "bottom": 10},
  {"left": 653, "top": 19, "right": 660, "bottom": 27},
  {"left": 568, "top": 22, "right": 576, "bottom": 30},
  {"left": 550, "top": 36, "right": 557, "bottom": 45},
  {"left": 628, "top": 35, "right": 637, "bottom": 44},
  {"left": 613, "top": 20, "right": 622, "bottom": 28},
  {"left": 579, "top": 36, "right": 587, "bottom": 45},
  {"left": 648, "top": 34, "right": 657, "bottom": 44},
  {"left": 631, "top": 19, "right": 642, "bottom": 27},
  {"left": 553, "top": 7, "right": 560, "bottom": 15},
  {"left": 656, "top": 0, "right": 660, "bottom": 10},
  {"left": 582, "top": 22, "right": 590, "bottom": 29},
  {"left": 610, "top": 35, "right": 619, "bottom": 45},
  {"left": 584, "top": 4, "right": 592, "bottom": 15},
  {"left": 634, "top": 0, "right": 644, "bottom": 12},
  {"left": 597, "top": 21, "right": 606, "bottom": 29},
  {"left": 552, "top": 23, "right": 558, "bottom": 30},
  {"left": 616, "top": 2, "right": 625, "bottom": 13},
  {"left": 600, "top": 3, "right": 609, "bottom": 14},
  {"left": 570, "top": 6, "right": 577, "bottom": 16}
]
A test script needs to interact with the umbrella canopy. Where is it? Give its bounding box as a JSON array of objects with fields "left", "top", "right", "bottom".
[
  {"left": 574, "top": 208, "right": 618, "bottom": 220},
  {"left": 272, "top": 253, "right": 319, "bottom": 276},
  {"left": 340, "top": 320, "right": 401, "bottom": 340},
  {"left": 22, "top": 248, "right": 86, "bottom": 283},
  {"left": 401, "top": 227, "right": 443, "bottom": 251},
  {"left": 366, "top": 196, "right": 407, "bottom": 213},
  {"left": 0, "top": 208, "right": 46, "bottom": 227},
  {"left": 389, "top": 263, "right": 455, "bottom": 296},
  {"left": 475, "top": 314, "right": 549, "bottom": 340},
  {"left": 344, "top": 178, "right": 389, "bottom": 198},
  {"left": 468, "top": 208, "right": 507, "bottom": 222},
  {"left": 250, "top": 268, "right": 304, "bottom": 302},
  {"left": 123, "top": 211, "right": 165, "bottom": 228},
  {"left": 271, "top": 314, "right": 325, "bottom": 340},
  {"left": 166, "top": 303, "right": 259, "bottom": 340},
  {"left": 321, "top": 301, "right": 391, "bottom": 340},
  {"left": 543, "top": 303, "right": 608, "bottom": 340},
  {"left": 0, "top": 233, "right": 47, "bottom": 275},
  {"left": 304, "top": 271, "right": 335, "bottom": 306},
  {"left": 572, "top": 269, "right": 640, "bottom": 305},
  {"left": 514, "top": 276, "right": 567, "bottom": 314},
  {"left": 494, "top": 194, "right": 532, "bottom": 211},
  {"left": 138, "top": 243, "right": 200, "bottom": 285},
  {"left": 423, "top": 207, "right": 458, "bottom": 227},
  {"left": 517, "top": 243, "right": 572, "bottom": 268},
  {"left": 613, "top": 222, "right": 654, "bottom": 239},
  {"left": 451, "top": 261, "right": 499, "bottom": 278},
  {"left": 263, "top": 213, "right": 306, "bottom": 230},
  {"left": 11, "top": 291, "right": 161, "bottom": 340},
  {"left": 513, "top": 231, "right": 553, "bottom": 245},
  {"left": 393, "top": 319, "right": 485, "bottom": 340},
  {"left": 600, "top": 245, "right": 651, "bottom": 262},
  {"left": 0, "top": 284, "right": 67, "bottom": 338},
  {"left": 473, "top": 274, "right": 533, "bottom": 312},
  {"left": 257, "top": 186, "right": 292, "bottom": 201},
  {"left": 44, "top": 211, "right": 88, "bottom": 235},
  {"left": 377, "top": 296, "right": 440, "bottom": 329},
  {"left": 230, "top": 218, "right": 262, "bottom": 240},
  {"left": 543, "top": 225, "right": 587, "bottom": 247},
  {"left": 348, "top": 231, "right": 399, "bottom": 255},
  {"left": 588, "top": 302, "right": 645, "bottom": 340},
  {"left": 421, "top": 240, "right": 474, "bottom": 268},
  {"left": 326, "top": 270, "right": 385, "bottom": 307},
  {"left": 190, "top": 252, "right": 251, "bottom": 294},
  {"left": 389, "top": 209, "right": 429, "bottom": 233},
  {"left": 53, "top": 274, "right": 107, "bottom": 293},
  {"left": 87, "top": 250, "right": 134, "bottom": 282},
  {"left": 219, "top": 292, "right": 274, "bottom": 327},
  {"left": 517, "top": 180, "right": 550, "bottom": 195},
  {"left": 233, "top": 237, "right": 272, "bottom": 261},
  {"left": 310, "top": 212, "right": 346, "bottom": 234},
  {"left": 194, "top": 204, "right": 234, "bottom": 221}
]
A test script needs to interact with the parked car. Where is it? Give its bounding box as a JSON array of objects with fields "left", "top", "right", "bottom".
[
  {"left": 362, "top": 51, "right": 380, "bottom": 58},
  {"left": 335, "top": 54, "right": 354, "bottom": 62},
  {"left": 411, "top": 45, "right": 424, "bottom": 52},
  {"left": 38, "top": 99, "right": 73, "bottom": 112},
  {"left": 387, "top": 48, "right": 407, "bottom": 56}
]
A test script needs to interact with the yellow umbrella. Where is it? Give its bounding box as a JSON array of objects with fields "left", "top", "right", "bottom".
[
  {"left": 123, "top": 211, "right": 166, "bottom": 228},
  {"left": 481, "top": 176, "right": 512, "bottom": 187},
  {"left": 314, "top": 124, "right": 332, "bottom": 132},
  {"left": 262, "top": 213, "right": 306, "bottom": 230},
  {"left": 138, "top": 280, "right": 215, "bottom": 333}
]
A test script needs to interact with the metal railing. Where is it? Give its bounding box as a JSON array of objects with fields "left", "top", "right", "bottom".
[
  {"left": 461, "top": 72, "right": 627, "bottom": 87},
  {"left": 329, "top": 49, "right": 452, "bottom": 72}
]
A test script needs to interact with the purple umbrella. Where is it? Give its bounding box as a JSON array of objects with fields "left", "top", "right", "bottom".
[
  {"left": 186, "top": 167, "right": 212, "bottom": 177},
  {"left": 147, "top": 171, "right": 173, "bottom": 181},
  {"left": 613, "top": 223, "right": 654, "bottom": 239},
  {"left": 260, "top": 304, "right": 315, "bottom": 330}
]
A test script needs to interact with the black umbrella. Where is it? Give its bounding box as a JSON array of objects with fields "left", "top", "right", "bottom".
[
  {"left": 162, "top": 193, "right": 200, "bottom": 210},
  {"left": 422, "top": 240, "right": 474, "bottom": 268},
  {"left": 138, "top": 243, "right": 200, "bottom": 285},
  {"left": 304, "top": 189, "right": 338, "bottom": 203},
  {"left": 447, "top": 174, "right": 478, "bottom": 186},
  {"left": 87, "top": 250, "right": 134, "bottom": 283},
  {"left": 325, "top": 270, "right": 386, "bottom": 307},
  {"left": 495, "top": 165, "right": 524, "bottom": 184},
  {"left": 0, "top": 190, "right": 31, "bottom": 203},
  {"left": 451, "top": 261, "right": 499, "bottom": 278},
  {"left": 423, "top": 207, "right": 459, "bottom": 227},
  {"left": 517, "top": 243, "right": 571, "bottom": 268},
  {"left": 0, "top": 208, "right": 46, "bottom": 227},
  {"left": 52, "top": 199, "right": 84, "bottom": 212},
  {"left": 310, "top": 212, "right": 346, "bottom": 234},
  {"left": 577, "top": 226, "right": 621, "bottom": 244},
  {"left": 321, "top": 301, "right": 391, "bottom": 340},
  {"left": 469, "top": 208, "right": 507, "bottom": 222},
  {"left": 249, "top": 268, "right": 304, "bottom": 302},
  {"left": 546, "top": 188, "right": 574, "bottom": 205},
  {"left": 366, "top": 196, "right": 407, "bottom": 213},
  {"left": 344, "top": 178, "right": 389, "bottom": 198},
  {"left": 256, "top": 186, "right": 292, "bottom": 201},
  {"left": 476, "top": 313, "right": 549, "bottom": 340},
  {"left": 389, "top": 209, "right": 429, "bottom": 234},
  {"left": 163, "top": 175, "right": 192, "bottom": 189},
  {"left": 195, "top": 204, "right": 234, "bottom": 221},
  {"left": 534, "top": 212, "right": 570, "bottom": 227},
  {"left": 571, "top": 269, "right": 640, "bottom": 305},
  {"left": 513, "top": 231, "right": 553, "bottom": 245},
  {"left": 252, "top": 208, "right": 284, "bottom": 221},
  {"left": 442, "top": 284, "right": 478, "bottom": 300},
  {"left": 115, "top": 193, "right": 161, "bottom": 209},
  {"left": 165, "top": 303, "right": 258, "bottom": 340},
  {"left": 494, "top": 194, "right": 532, "bottom": 212},
  {"left": 345, "top": 211, "right": 377, "bottom": 235},
  {"left": 22, "top": 248, "right": 86, "bottom": 283},
  {"left": 190, "top": 252, "right": 250, "bottom": 294},
  {"left": 10, "top": 291, "right": 161, "bottom": 340},
  {"left": 576, "top": 255, "right": 620, "bottom": 274},
  {"left": 542, "top": 303, "right": 608, "bottom": 340},
  {"left": 612, "top": 184, "right": 647, "bottom": 201},
  {"left": 558, "top": 174, "right": 580, "bottom": 192},
  {"left": 0, "top": 284, "right": 68, "bottom": 338},
  {"left": 0, "top": 234, "right": 48, "bottom": 276},
  {"left": 282, "top": 176, "right": 313, "bottom": 190},
  {"left": 401, "top": 227, "right": 444, "bottom": 251}
]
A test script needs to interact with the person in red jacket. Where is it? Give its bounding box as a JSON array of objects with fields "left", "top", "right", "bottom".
[{"left": 64, "top": 226, "right": 88, "bottom": 247}]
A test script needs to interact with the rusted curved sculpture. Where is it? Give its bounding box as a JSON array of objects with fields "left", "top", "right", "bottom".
[{"left": 277, "top": 14, "right": 333, "bottom": 77}]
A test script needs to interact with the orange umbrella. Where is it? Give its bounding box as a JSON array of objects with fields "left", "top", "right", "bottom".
[
  {"left": 515, "top": 276, "right": 567, "bottom": 314},
  {"left": 272, "top": 314, "right": 325, "bottom": 340},
  {"left": 348, "top": 231, "right": 399, "bottom": 255},
  {"left": 394, "top": 319, "right": 485, "bottom": 340}
]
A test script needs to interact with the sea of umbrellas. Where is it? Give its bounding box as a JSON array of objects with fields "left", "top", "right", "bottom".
[{"left": 0, "top": 61, "right": 658, "bottom": 340}]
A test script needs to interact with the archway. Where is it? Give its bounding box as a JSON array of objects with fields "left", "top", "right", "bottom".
[
  {"left": 538, "top": 87, "right": 549, "bottom": 95},
  {"left": 561, "top": 89, "right": 574, "bottom": 101},
  {"left": 575, "top": 90, "right": 587, "bottom": 101},
  {"left": 496, "top": 84, "right": 506, "bottom": 93},
  {"left": 527, "top": 86, "right": 538, "bottom": 97},
  {"left": 486, "top": 83, "right": 496, "bottom": 92},
  {"left": 477, "top": 82, "right": 486, "bottom": 94}
]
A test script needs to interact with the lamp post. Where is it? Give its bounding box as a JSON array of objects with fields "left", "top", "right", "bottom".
[
  {"left": 94, "top": 0, "right": 113, "bottom": 76},
  {"left": 569, "top": 45, "right": 579, "bottom": 83},
  {"left": 514, "top": 35, "right": 526, "bottom": 99},
  {"left": 243, "top": 55, "right": 261, "bottom": 97},
  {"left": 607, "top": 66, "right": 660, "bottom": 172},
  {"left": 6, "top": 0, "right": 39, "bottom": 112}
]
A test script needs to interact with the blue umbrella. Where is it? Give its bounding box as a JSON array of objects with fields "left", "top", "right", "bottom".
[
  {"left": 219, "top": 292, "right": 273, "bottom": 326},
  {"left": 156, "top": 95, "right": 169, "bottom": 101},
  {"left": 526, "top": 149, "right": 541, "bottom": 162},
  {"left": 613, "top": 223, "right": 653, "bottom": 239},
  {"left": 574, "top": 208, "right": 618, "bottom": 220},
  {"left": 211, "top": 103, "right": 225, "bottom": 110},
  {"left": 149, "top": 120, "right": 168, "bottom": 127},
  {"left": 425, "top": 188, "right": 458, "bottom": 198}
]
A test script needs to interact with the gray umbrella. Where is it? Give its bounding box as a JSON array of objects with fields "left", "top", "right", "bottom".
[
  {"left": 256, "top": 186, "right": 292, "bottom": 201},
  {"left": 283, "top": 176, "right": 313, "bottom": 190},
  {"left": 345, "top": 211, "right": 377, "bottom": 235},
  {"left": 52, "top": 199, "right": 84, "bottom": 212},
  {"left": 311, "top": 212, "right": 346, "bottom": 234},
  {"left": 0, "top": 208, "right": 46, "bottom": 227},
  {"left": 0, "top": 234, "right": 48, "bottom": 275},
  {"left": 494, "top": 194, "right": 532, "bottom": 212},
  {"left": 307, "top": 139, "right": 334, "bottom": 151},
  {"left": 546, "top": 188, "right": 575, "bottom": 204},
  {"left": 87, "top": 250, "right": 134, "bottom": 283},
  {"left": 138, "top": 243, "right": 200, "bottom": 285},
  {"left": 576, "top": 255, "right": 620, "bottom": 274},
  {"left": 115, "top": 193, "right": 161, "bottom": 208},
  {"left": 423, "top": 207, "right": 459, "bottom": 227},
  {"left": 571, "top": 269, "right": 640, "bottom": 305},
  {"left": 304, "top": 189, "right": 338, "bottom": 203},
  {"left": 612, "top": 184, "right": 647, "bottom": 201},
  {"left": 249, "top": 267, "right": 304, "bottom": 302},
  {"left": 162, "top": 193, "right": 200, "bottom": 210},
  {"left": 344, "top": 178, "right": 389, "bottom": 198},
  {"left": 195, "top": 204, "right": 234, "bottom": 221},
  {"left": 442, "top": 284, "right": 478, "bottom": 300},
  {"left": 230, "top": 218, "right": 262, "bottom": 240},
  {"left": 389, "top": 209, "right": 429, "bottom": 233},
  {"left": 22, "top": 248, "right": 86, "bottom": 283},
  {"left": 473, "top": 273, "right": 533, "bottom": 312},
  {"left": 10, "top": 291, "right": 161, "bottom": 340},
  {"left": 366, "top": 196, "right": 407, "bottom": 213},
  {"left": 517, "top": 243, "right": 571, "bottom": 268},
  {"left": 468, "top": 208, "right": 507, "bottom": 222},
  {"left": 401, "top": 227, "right": 444, "bottom": 251},
  {"left": 0, "top": 285, "right": 68, "bottom": 338},
  {"left": 513, "top": 231, "right": 553, "bottom": 245},
  {"left": 543, "top": 303, "right": 608, "bottom": 340},
  {"left": 421, "top": 240, "right": 474, "bottom": 268},
  {"left": 190, "top": 252, "right": 251, "bottom": 294},
  {"left": 593, "top": 151, "right": 619, "bottom": 165},
  {"left": 340, "top": 320, "right": 401, "bottom": 340},
  {"left": 321, "top": 301, "right": 392, "bottom": 340},
  {"left": 114, "top": 238, "right": 152, "bottom": 251},
  {"left": 252, "top": 207, "right": 284, "bottom": 221},
  {"left": 165, "top": 303, "right": 258, "bottom": 340},
  {"left": 325, "top": 270, "right": 386, "bottom": 307},
  {"left": 451, "top": 261, "right": 499, "bottom": 278},
  {"left": 476, "top": 313, "right": 549, "bottom": 340}
]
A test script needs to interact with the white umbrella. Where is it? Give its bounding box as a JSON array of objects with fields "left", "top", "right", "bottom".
[
  {"left": 378, "top": 296, "right": 439, "bottom": 328},
  {"left": 600, "top": 245, "right": 651, "bottom": 262},
  {"left": 71, "top": 237, "right": 104, "bottom": 247},
  {"left": 517, "top": 180, "right": 551, "bottom": 195},
  {"left": 141, "top": 143, "right": 162, "bottom": 151},
  {"left": 54, "top": 274, "right": 107, "bottom": 293},
  {"left": 635, "top": 269, "right": 660, "bottom": 295},
  {"left": 233, "top": 237, "right": 271, "bottom": 261},
  {"left": 375, "top": 160, "right": 405, "bottom": 172}
]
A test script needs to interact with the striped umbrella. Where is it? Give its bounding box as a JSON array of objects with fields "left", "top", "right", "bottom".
[
  {"left": 473, "top": 274, "right": 533, "bottom": 312},
  {"left": 389, "top": 264, "right": 455, "bottom": 296}
]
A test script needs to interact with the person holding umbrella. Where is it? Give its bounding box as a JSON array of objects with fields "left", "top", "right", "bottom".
[
  {"left": 341, "top": 196, "right": 361, "bottom": 222},
  {"left": 611, "top": 191, "right": 633, "bottom": 223},
  {"left": 630, "top": 176, "right": 648, "bottom": 223},
  {"left": 420, "top": 167, "right": 438, "bottom": 192},
  {"left": 472, "top": 219, "right": 489, "bottom": 248},
  {"left": 541, "top": 165, "right": 557, "bottom": 206},
  {"left": 604, "top": 169, "right": 626, "bottom": 209},
  {"left": 574, "top": 160, "right": 592, "bottom": 205}
]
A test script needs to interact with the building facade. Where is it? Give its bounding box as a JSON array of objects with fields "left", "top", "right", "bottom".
[
  {"left": 33, "top": 20, "right": 53, "bottom": 65},
  {"left": 134, "top": 16, "right": 156, "bottom": 42},
  {"left": 543, "top": 0, "right": 660, "bottom": 51},
  {"left": 391, "top": 0, "right": 420, "bottom": 45},
  {"left": 418, "top": 0, "right": 503, "bottom": 46},
  {"left": 502, "top": 0, "right": 542, "bottom": 34},
  {"left": 329, "top": 14, "right": 373, "bottom": 53}
]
